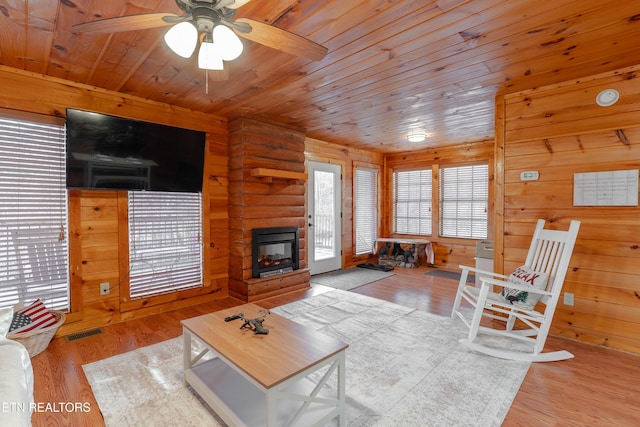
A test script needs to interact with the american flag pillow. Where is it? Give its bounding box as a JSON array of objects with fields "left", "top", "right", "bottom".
[{"left": 8, "top": 299, "right": 57, "bottom": 334}]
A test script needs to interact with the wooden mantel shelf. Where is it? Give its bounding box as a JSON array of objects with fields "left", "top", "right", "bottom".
[{"left": 251, "top": 168, "right": 308, "bottom": 184}]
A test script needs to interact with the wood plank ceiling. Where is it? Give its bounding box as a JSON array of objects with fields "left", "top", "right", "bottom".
[{"left": 1, "top": 0, "right": 640, "bottom": 153}]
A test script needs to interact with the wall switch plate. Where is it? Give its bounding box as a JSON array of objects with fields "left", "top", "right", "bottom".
[
  {"left": 563, "top": 292, "right": 574, "bottom": 306},
  {"left": 100, "top": 282, "right": 110, "bottom": 295},
  {"left": 520, "top": 171, "right": 539, "bottom": 181}
]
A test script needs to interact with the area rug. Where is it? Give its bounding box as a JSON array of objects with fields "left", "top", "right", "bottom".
[
  {"left": 426, "top": 269, "right": 476, "bottom": 284},
  {"left": 310, "top": 267, "right": 395, "bottom": 290},
  {"left": 83, "top": 290, "right": 530, "bottom": 427}
]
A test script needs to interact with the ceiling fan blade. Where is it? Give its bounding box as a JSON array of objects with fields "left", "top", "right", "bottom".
[
  {"left": 74, "top": 13, "right": 182, "bottom": 34},
  {"left": 233, "top": 18, "right": 328, "bottom": 62}
]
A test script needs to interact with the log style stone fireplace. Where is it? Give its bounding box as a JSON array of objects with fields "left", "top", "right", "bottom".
[{"left": 228, "top": 117, "right": 311, "bottom": 302}]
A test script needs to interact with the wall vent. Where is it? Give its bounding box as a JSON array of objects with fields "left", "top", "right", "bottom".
[{"left": 65, "top": 328, "right": 103, "bottom": 342}]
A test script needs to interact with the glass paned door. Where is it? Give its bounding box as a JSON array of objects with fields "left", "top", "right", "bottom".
[{"left": 308, "top": 161, "right": 342, "bottom": 275}]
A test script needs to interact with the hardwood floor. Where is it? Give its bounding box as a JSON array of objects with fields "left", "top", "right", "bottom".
[{"left": 30, "top": 267, "right": 640, "bottom": 426}]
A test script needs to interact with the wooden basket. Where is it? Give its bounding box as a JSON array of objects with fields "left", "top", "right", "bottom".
[{"left": 7, "top": 310, "right": 66, "bottom": 358}]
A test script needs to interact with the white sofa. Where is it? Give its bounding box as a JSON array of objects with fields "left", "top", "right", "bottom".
[{"left": 0, "top": 308, "right": 34, "bottom": 427}]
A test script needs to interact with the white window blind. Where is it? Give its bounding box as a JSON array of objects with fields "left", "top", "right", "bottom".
[
  {"left": 393, "top": 169, "right": 432, "bottom": 235},
  {"left": 128, "top": 191, "right": 203, "bottom": 299},
  {"left": 0, "top": 111, "right": 69, "bottom": 310},
  {"left": 354, "top": 167, "right": 378, "bottom": 255},
  {"left": 440, "top": 164, "right": 488, "bottom": 239}
]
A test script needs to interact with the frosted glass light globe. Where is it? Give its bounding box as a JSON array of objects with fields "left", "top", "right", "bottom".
[
  {"left": 164, "top": 22, "right": 198, "bottom": 58},
  {"left": 212, "top": 25, "right": 244, "bottom": 61}
]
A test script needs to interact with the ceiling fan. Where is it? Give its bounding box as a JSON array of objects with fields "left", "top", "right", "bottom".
[{"left": 74, "top": 0, "right": 328, "bottom": 75}]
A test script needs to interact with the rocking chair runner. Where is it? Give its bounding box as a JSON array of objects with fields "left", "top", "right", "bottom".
[{"left": 451, "top": 219, "right": 580, "bottom": 362}]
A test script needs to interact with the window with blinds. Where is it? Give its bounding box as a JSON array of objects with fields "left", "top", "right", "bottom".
[
  {"left": 354, "top": 167, "right": 378, "bottom": 255},
  {"left": 440, "top": 164, "right": 488, "bottom": 239},
  {"left": 0, "top": 111, "right": 69, "bottom": 310},
  {"left": 128, "top": 191, "right": 203, "bottom": 299},
  {"left": 393, "top": 169, "right": 432, "bottom": 235}
]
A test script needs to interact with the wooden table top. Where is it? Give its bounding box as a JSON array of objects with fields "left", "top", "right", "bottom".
[{"left": 181, "top": 303, "right": 348, "bottom": 389}]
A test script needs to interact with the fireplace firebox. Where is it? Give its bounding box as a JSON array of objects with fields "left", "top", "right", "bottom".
[{"left": 252, "top": 227, "right": 299, "bottom": 278}]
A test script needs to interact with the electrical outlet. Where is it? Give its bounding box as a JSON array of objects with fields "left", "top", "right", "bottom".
[
  {"left": 563, "top": 292, "right": 574, "bottom": 306},
  {"left": 100, "top": 282, "right": 110, "bottom": 296}
]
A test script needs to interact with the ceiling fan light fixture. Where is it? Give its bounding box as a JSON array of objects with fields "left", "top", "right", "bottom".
[
  {"left": 212, "top": 25, "right": 244, "bottom": 61},
  {"left": 164, "top": 21, "right": 198, "bottom": 58},
  {"left": 227, "top": 0, "right": 253, "bottom": 9},
  {"left": 198, "top": 42, "right": 224, "bottom": 70}
]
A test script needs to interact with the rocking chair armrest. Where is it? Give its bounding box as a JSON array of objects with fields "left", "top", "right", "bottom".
[
  {"left": 458, "top": 265, "right": 509, "bottom": 281},
  {"left": 477, "top": 276, "right": 553, "bottom": 297}
]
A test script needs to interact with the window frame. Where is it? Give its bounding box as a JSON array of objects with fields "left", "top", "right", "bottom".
[
  {"left": 354, "top": 165, "right": 379, "bottom": 255},
  {"left": 439, "top": 163, "right": 489, "bottom": 240},
  {"left": 392, "top": 168, "right": 433, "bottom": 236},
  {"left": 0, "top": 109, "right": 69, "bottom": 311},
  {"left": 127, "top": 190, "right": 204, "bottom": 301}
]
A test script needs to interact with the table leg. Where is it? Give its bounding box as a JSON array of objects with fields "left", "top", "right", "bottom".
[
  {"left": 183, "top": 328, "right": 191, "bottom": 386},
  {"left": 337, "top": 351, "right": 346, "bottom": 427},
  {"left": 266, "top": 388, "right": 277, "bottom": 426}
]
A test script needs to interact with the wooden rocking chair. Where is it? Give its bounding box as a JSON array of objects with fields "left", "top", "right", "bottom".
[{"left": 451, "top": 219, "right": 580, "bottom": 362}]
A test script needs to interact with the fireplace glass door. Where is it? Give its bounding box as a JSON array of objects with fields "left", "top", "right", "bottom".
[
  {"left": 252, "top": 227, "right": 299, "bottom": 278},
  {"left": 257, "top": 241, "right": 293, "bottom": 270}
]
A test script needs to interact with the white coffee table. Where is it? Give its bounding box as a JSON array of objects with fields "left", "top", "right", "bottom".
[{"left": 182, "top": 303, "right": 348, "bottom": 426}]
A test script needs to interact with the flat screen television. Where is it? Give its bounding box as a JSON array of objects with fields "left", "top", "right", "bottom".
[{"left": 65, "top": 108, "right": 206, "bottom": 192}]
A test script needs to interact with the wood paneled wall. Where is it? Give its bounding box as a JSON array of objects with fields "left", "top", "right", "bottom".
[
  {"left": 304, "top": 138, "right": 384, "bottom": 269},
  {"left": 382, "top": 141, "right": 495, "bottom": 270},
  {"left": 304, "top": 137, "right": 495, "bottom": 271},
  {"left": 0, "top": 67, "right": 230, "bottom": 335},
  {"left": 497, "top": 64, "right": 640, "bottom": 353}
]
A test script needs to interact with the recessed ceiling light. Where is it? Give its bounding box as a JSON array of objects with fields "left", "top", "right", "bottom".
[{"left": 596, "top": 89, "right": 619, "bottom": 107}]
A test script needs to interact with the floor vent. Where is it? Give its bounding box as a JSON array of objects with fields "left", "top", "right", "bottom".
[{"left": 65, "top": 328, "right": 103, "bottom": 342}]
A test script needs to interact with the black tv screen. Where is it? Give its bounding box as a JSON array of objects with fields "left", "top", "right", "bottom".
[{"left": 65, "top": 108, "right": 206, "bottom": 192}]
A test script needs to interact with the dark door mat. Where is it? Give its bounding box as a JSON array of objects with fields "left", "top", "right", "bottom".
[
  {"left": 357, "top": 263, "right": 394, "bottom": 272},
  {"left": 425, "top": 269, "right": 475, "bottom": 283}
]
